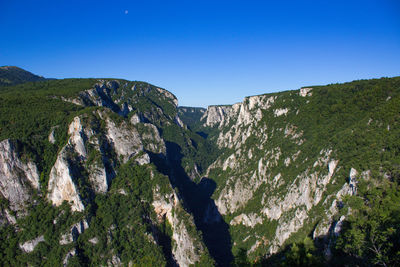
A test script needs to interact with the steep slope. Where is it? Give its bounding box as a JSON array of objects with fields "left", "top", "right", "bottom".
[
  {"left": 193, "top": 77, "right": 400, "bottom": 264},
  {"left": 0, "top": 78, "right": 215, "bottom": 266},
  {"left": 177, "top": 106, "right": 206, "bottom": 130},
  {"left": 0, "top": 66, "right": 46, "bottom": 87}
]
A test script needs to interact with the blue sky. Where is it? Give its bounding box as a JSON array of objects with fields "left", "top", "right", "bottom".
[{"left": 1, "top": 0, "right": 399, "bottom": 107}]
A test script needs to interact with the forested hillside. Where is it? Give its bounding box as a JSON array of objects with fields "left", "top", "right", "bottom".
[
  {"left": 0, "top": 66, "right": 46, "bottom": 87},
  {"left": 0, "top": 68, "right": 399, "bottom": 266},
  {"left": 191, "top": 77, "right": 400, "bottom": 266}
]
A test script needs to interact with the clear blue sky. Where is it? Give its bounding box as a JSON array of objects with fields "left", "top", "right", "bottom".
[{"left": 1, "top": 0, "right": 399, "bottom": 107}]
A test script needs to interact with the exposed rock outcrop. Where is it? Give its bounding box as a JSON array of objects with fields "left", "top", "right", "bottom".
[
  {"left": 0, "top": 139, "right": 39, "bottom": 211},
  {"left": 48, "top": 126, "right": 58, "bottom": 144},
  {"left": 201, "top": 105, "right": 233, "bottom": 128},
  {"left": 48, "top": 111, "right": 167, "bottom": 212},
  {"left": 153, "top": 186, "right": 206, "bottom": 267},
  {"left": 230, "top": 213, "right": 263, "bottom": 228},
  {"left": 105, "top": 117, "right": 143, "bottom": 163},
  {"left": 299, "top": 87, "right": 313, "bottom": 97},
  {"left": 59, "top": 220, "right": 89, "bottom": 245},
  {"left": 47, "top": 146, "right": 85, "bottom": 212},
  {"left": 0, "top": 208, "right": 17, "bottom": 226},
  {"left": 19, "top": 235, "right": 45, "bottom": 253},
  {"left": 63, "top": 249, "right": 77, "bottom": 267},
  {"left": 48, "top": 115, "right": 104, "bottom": 210}
]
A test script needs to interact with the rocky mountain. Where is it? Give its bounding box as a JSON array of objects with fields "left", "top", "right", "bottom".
[
  {"left": 0, "top": 70, "right": 399, "bottom": 266},
  {"left": 0, "top": 77, "right": 215, "bottom": 266},
  {"left": 0, "top": 66, "right": 46, "bottom": 87},
  {"left": 191, "top": 77, "right": 400, "bottom": 265}
]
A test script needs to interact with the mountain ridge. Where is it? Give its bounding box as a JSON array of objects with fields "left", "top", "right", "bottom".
[{"left": 0, "top": 66, "right": 47, "bottom": 86}]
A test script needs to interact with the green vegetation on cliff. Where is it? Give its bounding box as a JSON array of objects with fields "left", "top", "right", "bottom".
[
  {"left": 1, "top": 69, "right": 400, "bottom": 266},
  {"left": 0, "top": 76, "right": 215, "bottom": 266},
  {"left": 191, "top": 76, "right": 400, "bottom": 266}
]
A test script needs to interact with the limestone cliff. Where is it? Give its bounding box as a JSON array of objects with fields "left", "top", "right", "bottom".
[
  {"left": 153, "top": 186, "right": 208, "bottom": 266},
  {"left": 198, "top": 83, "right": 394, "bottom": 260},
  {"left": 0, "top": 139, "right": 39, "bottom": 211},
  {"left": 47, "top": 109, "right": 167, "bottom": 212}
]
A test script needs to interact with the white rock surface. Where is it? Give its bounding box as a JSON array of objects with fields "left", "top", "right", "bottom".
[
  {"left": 230, "top": 213, "right": 263, "bottom": 227},
  {"left": 63, "top": 249, "right": 76, "bottom": 267},
  {"left": 0, "top": 139, "right": 40, "bottom": 210},
  {"left": 270, "top": 208, "right": 308, "bottom": 254},
  {"left": 153, "top": 186, "right": 204, "bottom": 266},
  {"left": 105, "top": 118, "right": 143, "bottom": 163},
  {"left": 216, "top": 171, "right": 263, "bottom": 215},
  {"left": 88, "top": 163, "right": 108, "bottom": 194},
  {"left": 274, "top": 108, "right": 289, "bottom": 117},
  {"left": 349, "top": 168, "right": 358, "bottom": 195},
  {"left": 201, "top": 105, "right": 233, "bottom": 128},
  {"left": 89, "top": 237, "right": 99, "bottom": 244},
  {"left": 48, "top": 110, "right": 167, "bottom": 211},
  {"left": 20, "top": 235, "right": 45, "bottom": 253},
  {"left": 130, "top": 113, "right": 141, "bottom": 124},
  {"left": 48, "top": 127, "right": 57, "bottom": 144},
  {"left": 134, "top": 153, "right": 151, "bottom": 165},
  {"left": 68, "top": 117, "right": 87, "bottom": 158},
  {"left": 175, "top": 115, "right": 186, "bottom": 128},
  {"left": 47, "top": 147, "right": 84, "bottom": 212},
  {"left": 108, "top": 255, "right": 122, "bottom": 267},
  {"left": 60, "top": 220, "right": 89, "bottom": 245},
  {"left": 1, "top": 209, "right": 17, "bottom": 225},
  {"left": 299, "top": 87, "right": 313, "bottom": 97}
]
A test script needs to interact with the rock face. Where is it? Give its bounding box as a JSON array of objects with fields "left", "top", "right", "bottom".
[
  {"left": 47, "top": 146, "right": 85, "bottom": 212},
  {"left": 230, "top": 213, "right": 263, "bottom": 227},
  {"left": 153, "top": 186, "right": 206, "bottom": 267},
  {"left": 48, "top": 127, "right": 57, "bottom": 144},
  {"left": 0, "top": 208, "right": 16, "bottom": 226},
  {"left": 19, "top": 235, "right": 45, "bottom": 253},
  {"left": 62, "top": 249, "right": 76, "bottom": 267},
  {"left": 299, "top": 87, "right": 313, "bottom": 97},
  {"left": 47, "top": 110, "right": 167, "bottom": 211},
  {"left": 105, "top": 117, "right": 144, "bottom": 163},
  {"left": 47, "top": 117, "right": 89, "bottom": 212},
  {"left": 201, "top": 105, "right": 233, "bottom": 128},
  {"left": 198, "top": 86, "right": 374, "bottom": 259},
  {"left": 274, "top": 108, "right": 288, "bottom": 117},
  {"left": 200, "top": 95, "right": 276, "bottom": 149},
  {"left": 60, "top": 220, "right": 89, "bottom": 245},
  {"left": 0, "top": 139, "right": 39, "bottom": 211}
]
